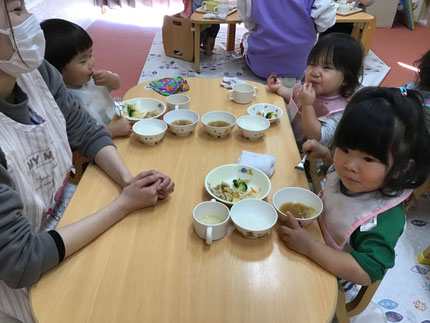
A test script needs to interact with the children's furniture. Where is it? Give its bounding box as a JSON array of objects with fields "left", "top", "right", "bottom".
[
  {"left": 336, "top": 12, "right": 376, "bottom": 55},
  {"left": 162, "top": 14, "right": 195, "bottom": 62},
  {"left": 190, "top": 11, "right": 242, "bottom": 72},
  {"left": 31, "top": 78, "right": 337, "bottom": 323},
  {"left": 335, "top": 279, "right": 383, "bottom": 322}
]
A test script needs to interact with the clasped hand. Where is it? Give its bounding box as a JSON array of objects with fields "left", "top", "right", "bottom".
[{"left": 119, "top": 170, "right": 175, "bottom": 212}]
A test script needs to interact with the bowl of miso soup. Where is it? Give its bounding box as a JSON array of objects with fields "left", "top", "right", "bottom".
[
  {"left": 201, "top": 111, "right": 237, "bottom": 138},
  {"left": 272, "top": 187, "right": 323, "bottom": 225},
  {"left": 163, "top": 109, "right": 199, "bottom": 136}
]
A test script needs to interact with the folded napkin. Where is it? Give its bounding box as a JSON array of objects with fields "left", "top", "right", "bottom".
[
  {"left": 220, "top": 77, "right": 247, "bottom": 89},
  {"left": 237, "top": 150, "right": 276, "bottom": 177},
  {"left": 202, "top": 13, "right": 228, "bottom": 20}
]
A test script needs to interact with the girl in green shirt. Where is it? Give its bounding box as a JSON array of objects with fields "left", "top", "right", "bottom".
[{"left": 279, "top": 87, "right": 430, "bottom": 286}]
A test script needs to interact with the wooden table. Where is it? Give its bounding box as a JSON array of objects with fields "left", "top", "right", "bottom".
[
  {"left": 336, "top": 12, "right": 376, "bottom": 55},
  {"left": 190, "top": 11, "right": 241, "bottom": 73},
  {"left": 30, "top": 78, "right": 337, "bottom": 323}
]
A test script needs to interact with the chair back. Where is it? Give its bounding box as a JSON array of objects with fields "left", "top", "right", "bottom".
[
  {"left": 162, "top": 15, "right": 194, "bottom": 62},
  {"left": 335, "top": 280, "right": 382, "bottom": 322}
]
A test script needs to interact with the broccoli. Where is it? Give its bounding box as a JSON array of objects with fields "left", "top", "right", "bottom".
[
  {"left": 265, "top": 112, "right": 273, "bottom": 119},
  {"left": 233, "top": 178, "right": 248, "bottom": 192},
  {"left": 126, "top": 103, "right": 137, "bottom": 117}
]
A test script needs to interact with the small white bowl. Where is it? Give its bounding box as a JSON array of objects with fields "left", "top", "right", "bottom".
[
  {"left": 163, "top": 109, "right": 199, "bottom": 136},
  {"left": 122, "top": 97, "right": 167, "bottom": 122},
  {"left": 272, "top": 187, "right": 323, "bottom": 226},
  {"left": 247, "top": 103, "right": 283, "bottom": 124},
  {"left": 237, "top": 115, "right": 270, "bottom": 140},
  {"left": 201, "top": 111, "right": 237, "bottom": 138},
  {"left": 132, "top": 119, "right": 168, "bottom": 145},
  {"left": 230, "top": 199, "right": 278, "bottom": 239}
]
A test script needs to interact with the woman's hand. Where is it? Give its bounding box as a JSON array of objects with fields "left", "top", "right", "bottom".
[
  {"left": 119, "top": 176, "right": 162, "bottom": 213},
  {"left": 278, "top": 212, "right": 316, "bottom": 257},
  {"left": 298, "top": 82, "right": 316, "bottom": 107},
  {"left": 128, "top": 170, "right": 175, "bottom": 199}
]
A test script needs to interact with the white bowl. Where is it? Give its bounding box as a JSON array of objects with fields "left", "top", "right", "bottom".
[
  {"left": 247, "top": 103, "right": 283, "bottom": 124},
  {"left": 205, "top": 164, "right": 271, "bottom": 205},
  {"left": 230, "top": 199, "right": 278, "bottom": 239},
  {"left": 201, "top": 111, "right": 237, "bottom": 138},
  {"left": 272, "top": 187, "right": 323, "bottom": 225},
  {"left": 163, "top": 109, "right": 199, "bottom": 136},
  {"left": 122, "top": 97, "right": 166, "bottom": 122},
  {"left": 132, "top": 119, "right": 168, "bottom": 145},
  {"left": 237, "top": 115, "right": 270, "bottom": 140}
]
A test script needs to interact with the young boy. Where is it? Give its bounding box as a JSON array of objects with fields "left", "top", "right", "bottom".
[{"left": 41, "top": 18, "right": 131, "bottom": 137}]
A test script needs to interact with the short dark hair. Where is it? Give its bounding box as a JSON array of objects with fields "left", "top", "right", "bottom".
[
  {"left": 307, "top": 33, "right": 363, "bottom": 98},
  {"left": 40, "top": 18, "right": 93, "bottom": 72},
  {"left": 334, "top": 87, "right": 430, "bottom": 196},
  {"left": 415, "top": 50, "right": 430, "bottom": 91}
]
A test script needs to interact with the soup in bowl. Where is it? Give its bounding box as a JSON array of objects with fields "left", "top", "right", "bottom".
[
  {"left": 272, "top": 187, "right": 323, "bottom": 226},
  {"left": 163, "top": 109, "right": 199, "bottom": 136},
  {"left": 201, "top": 111, "right": 237, "bottom": 138}
]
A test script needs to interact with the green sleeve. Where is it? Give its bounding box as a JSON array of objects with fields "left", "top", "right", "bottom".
[{"left": 349, "top": 204, "right": 406, "bottom": 282}]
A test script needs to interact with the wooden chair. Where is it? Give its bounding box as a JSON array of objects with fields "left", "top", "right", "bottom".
[
  {"left": 335, "top": 280, "right": 383, "bottom": 322},
  {"left": 405, "top": 178, "right": 430, "bottom": 211},
  {"left": 69, "top": 152, "right": 89, "bottom": 185},
  {"left": 162, "top": 14, "right": 194, "bottom": 62}
]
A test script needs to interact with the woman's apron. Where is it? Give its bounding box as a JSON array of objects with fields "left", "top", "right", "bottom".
[{"left": 0, "top": 69, "right": 72, "bottom": 323}]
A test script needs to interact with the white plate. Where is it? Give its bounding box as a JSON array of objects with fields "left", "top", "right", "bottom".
[
  {"left": 247, "top": 103, "right": 283, "bottom": 123},
  {"left": 120, "top": 97, "right": 166, "bottom": 122},
  {"left": 205, "top": 164, "right": 271, "bottom": 205}
]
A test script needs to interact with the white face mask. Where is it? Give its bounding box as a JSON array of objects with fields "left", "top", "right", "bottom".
[{"left": 0, "top": 15, "right": 46, "bottom": 78}]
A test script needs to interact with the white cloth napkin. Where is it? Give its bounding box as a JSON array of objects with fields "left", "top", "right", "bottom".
[
  {"left": 202, "top": 13, "right": 228, "bottom": 20},
  {"left": 220, "top": 77, "right": 247, "bottom": 89},
  {"left": 237, "top": 150, "right": 276, "bottom": 177}
]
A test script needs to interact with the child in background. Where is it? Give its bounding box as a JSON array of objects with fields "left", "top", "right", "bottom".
[
  {"left": 405, "top": 49, "right": 430, "bottom": 132},
  {"left": 279, "top": 87, "right": 430, "bottom": 287},
  {"left": 192, "top": 0, "right": 220, "bottom": 56},
  {"left": 267, "top": 33, "right": 363, "bottom": 147},
  {"left": 41, "top": 18, "right": 131, "bottom": 137},
  {"left": 237, "top": 0, "right": 336, "bottom": 87}
]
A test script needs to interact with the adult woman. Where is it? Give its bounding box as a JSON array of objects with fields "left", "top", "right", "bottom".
[{"left": 0, "top": 1, "right": 174, "bottom": 322}]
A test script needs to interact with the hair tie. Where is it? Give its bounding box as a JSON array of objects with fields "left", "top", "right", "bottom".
[{"left": 399, "top": 87, "right": 408, "bottom": 96}]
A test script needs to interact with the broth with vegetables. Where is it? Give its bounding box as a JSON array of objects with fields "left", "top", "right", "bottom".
[
  {"left": 279, "top": 202, "right": 317, "bottom": 219},
  {"left": 171, "top": 119, "right": 192, "bottom": 125},
  {"left": 208, "top": 121, "right": 230, "bottom": 127}
]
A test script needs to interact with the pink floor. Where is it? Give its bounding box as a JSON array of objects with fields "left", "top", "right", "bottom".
[{"left": 87, "top": 20, "right": 160, "bottom": 98}]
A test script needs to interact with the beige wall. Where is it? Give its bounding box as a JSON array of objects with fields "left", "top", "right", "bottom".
[{"left": 28, "top": 0, "right": 99, "bottom": 29}]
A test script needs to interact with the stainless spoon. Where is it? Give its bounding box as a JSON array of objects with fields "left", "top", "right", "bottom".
[{"left": 295, "top": 153, "right": 308, "bottom": 171}]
